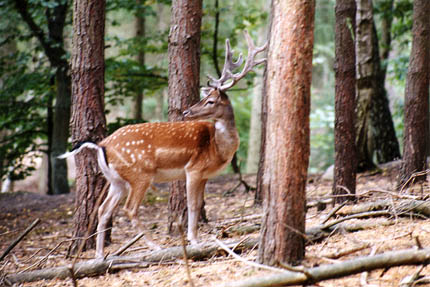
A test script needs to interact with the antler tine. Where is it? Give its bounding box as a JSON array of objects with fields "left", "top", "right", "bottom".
[
  {"left": 219, "top": 30, "right": 267, "bottom": 91},
  {"left": 208, "top": 39, "right": 243, "bottom": 89},
  {"left": 207, "top": 30, "right": 267, "bottom": 91}
]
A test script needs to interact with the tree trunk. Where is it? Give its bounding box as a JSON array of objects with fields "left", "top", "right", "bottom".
[
  {"left": 354, "top": 0, "right": 376, "bottom": 172},
  {"left": 370, "top": 23, "right": 400, "bottom": 164},
  {"left": 13, "top": 0, "right": 71, "bottom": 194},
  {"left": 333, "top": 0, "right": 357, "bottom": 203},
  {"left": 255, "top": 1, "right": 273, "bottom": 206},
  {"left": 50, "top": 66, "right": 70, "bottom": 194},
  {"left": 246, "top": 24, "right": 267, "bottom": 175},
  {"left": 246, "top": 77, "right": 262, "bottom": 174},
  {"left": 399, "top": 0, "right": 430, "bottom": 187},
  {"left": 258, "top": 0, "right": 315, "bottom": 266},
  {"left": 167, "top": 0, "right": 202, "bottom": 234},
  {"left": 133, "top": 1, "right": 145, "bottom": 121},
  {"left": 69, "top": 0, "right": 107, "bottom": 253}
]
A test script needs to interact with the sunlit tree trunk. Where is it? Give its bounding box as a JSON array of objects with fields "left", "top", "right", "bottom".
[
  {"left": 258, "top": 0, "right": 315, "bottom": 266},
  {"left": 167, "top": 0, "right": 203, "bottom": 234},
  {"left": 69, "top": 0, "right": 107, "bottom": 253},
  {"left": 399, "top": 0, "right": 430, "bottom": 187},
  {"left": 333, "top": 0, "right": 357, "bottom": 203}
]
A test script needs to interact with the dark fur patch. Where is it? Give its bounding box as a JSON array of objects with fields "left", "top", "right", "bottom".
[
  {"left": 70, "top": 141, "right": 95, "bottom": 151},
  {"left": 101, "top": 146, "right": 109, "bottom": 166}
]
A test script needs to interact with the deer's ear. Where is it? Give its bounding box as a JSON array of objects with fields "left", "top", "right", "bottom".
[{"left": 201, "top": 87, "right": 214, "bottom": 98}]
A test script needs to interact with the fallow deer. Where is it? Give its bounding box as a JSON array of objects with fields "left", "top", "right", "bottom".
[{"left": 59, "top": 31, "right": 267, "bottom": 258}]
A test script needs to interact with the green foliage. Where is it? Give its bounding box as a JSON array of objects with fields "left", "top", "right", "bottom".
[
  {"left": 309, "top": 0, "right": 335, "bottom": 173},
  {"left": 0, "top": 50, "right": 52, "bottom": 180},
  {"left": 0, "top": 0, "right": 71, "bottom": 181},
  {"left": 230, "top": 91, "right": 252, "bottom": 171},
  {"left": 0, "top": 0, "right": 414, "bottom": 183}
]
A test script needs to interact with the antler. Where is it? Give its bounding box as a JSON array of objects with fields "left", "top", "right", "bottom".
[{"left": 207, "top": 30, "right": 267, "bottom": 92}]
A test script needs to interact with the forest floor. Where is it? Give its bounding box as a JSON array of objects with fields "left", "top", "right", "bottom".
[{"left": 1, "top": 161, "right": 430, "bottom": 287}]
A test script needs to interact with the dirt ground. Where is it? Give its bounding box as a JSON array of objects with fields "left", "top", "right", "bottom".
[{"left": 1, "top": 165, "right": 430, "bottom": 287}]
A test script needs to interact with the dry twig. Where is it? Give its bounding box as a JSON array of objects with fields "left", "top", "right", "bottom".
[{"left": 0, "top": 218, "right": 41, "bottom": 262}]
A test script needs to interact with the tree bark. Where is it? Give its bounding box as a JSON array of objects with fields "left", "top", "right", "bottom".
[
  {"left": 370, "top": 23, "right": 400, "bottom": 165},
  {"left": 258, "top": 0, "right": 315, "bottom": 266},
  {"left": 399, "top": 0, "right": 430, "bottom": 187},
  {"left": 354, "top": 0, "right": 400, "bottom": 170},
  {"left": 254, "top": 1, "right": 273, "bottom": 206},
  {"left": 69, "top": 0, "right": 107, "bottom": 253},
  {"left": 354, "top": 0, "right": 376, "bottom": 172},
  {"left": 50, "top": 65, "right": 71, "bottom": 194},
  {"left": 246, "top": 24, "right": 268, "bottom": 175},
  {"left": 167, "top": 0, "right": 202, "bottom": 234},
  {"left": 133, "top": 0, "right": 145, "bottom": 121},
  {"left": 333, "top": 0, "right": 357, "bottom": 203}
]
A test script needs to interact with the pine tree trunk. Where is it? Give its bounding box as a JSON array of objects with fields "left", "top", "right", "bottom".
[
  {"left": 399, "top": 0, "right": 430, "bottom": 187},
  {"left": 333, "top": 0, "right": 357, "bottom": 203},
  {"left": 69, "top": 0, "right": 107, "bottom": 253},
  {"left": 354, "top": 0, "right": 376, "bottom": 172},
  {"left": 167, "top": 0, "right": 202, "bottom": 234},
  {"left": 246, "top": 78, "right": 262, "bottom": 174},
  {"left": 133, "top": 1, "right": 145, "bottom": 121},
  {"left": 50, "top": 66, "right": 70, "bottom": 194},
  {"left": 258, "top": 0, "right": 315, "bottom": 266},
  {"left": 255, "top": 1, "right": 273, "bottom": 206},
  {"left": 370, "top": 23, "right": 400, "bottom": 164}
]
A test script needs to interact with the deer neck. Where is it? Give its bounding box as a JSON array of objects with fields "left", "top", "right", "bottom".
[{"left": 213, "top": 111, "right": 239, "bottom": 163}]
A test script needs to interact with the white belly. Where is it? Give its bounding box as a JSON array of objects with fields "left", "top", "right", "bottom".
[{"left": 153, "top": 168, "right": 186, "bottom": 183}]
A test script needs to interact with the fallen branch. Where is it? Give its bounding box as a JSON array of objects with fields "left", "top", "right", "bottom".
[
  {"left": 0, "top": 218, "right": 41, "bottom": 262},
  {"left": 111, "top": 231, "right": 146, "bottom": 257},
  {"left": 320, "top": 243, "right": 370, "bottom": 259},
  {"left": 338, "top": 199, "right": 430, "bottom": 218},
  {"left": 3, "top": 238, "right": 258, "bottom": 285},
  {"left": 214, "top": 238, "right": 283, "bottom": 273},
  {"left": 3, "top": 209, "right": 403, "bottom": 285},
  {"left": 223, "top": 248, "right": 430, "bottom": 287}
]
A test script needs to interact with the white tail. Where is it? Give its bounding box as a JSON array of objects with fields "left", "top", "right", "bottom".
[{"left": 60, "top": 31, "right": 266, "bottom": 258}]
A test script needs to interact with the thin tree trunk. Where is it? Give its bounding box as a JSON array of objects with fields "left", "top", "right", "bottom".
[
  {"left": 399, "top": 0, "right": 430, "bottom": 187},
  {"left": 333, "top": 0, "right": 357, "bottom": 203},
  {"left": 13, "top": 0, "right": 71, "bottom": 194},
  {"left": 133, "top": 0, "right": 145, "bottom": 121},
  {"left": 167, "top": 0, "right": 202, "bottom": 234},
  {"left": 246, "top": 19, "right": 268, "bottom": 175},
  {"left": 355, "top": 0, "right": 376, "bottom": 172},
  {"left": 50, "top": 66, "right": 70, "bottom": 194},
  {"left": 370, "top": 22, "right": 400, "bottom": 164},
  {"left": 246, "top": 76, "right": 262, "bottom": 174},
  {"left": 254, "top": 0, "right": 273, "bottom": 206},
  {"left": 258, "top": 0, "right": 315, "bottom": 266},
  {"left": 69, "top": 0, "right": 107, "bottom": 253}
]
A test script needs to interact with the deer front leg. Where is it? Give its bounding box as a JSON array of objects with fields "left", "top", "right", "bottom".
[{"left": 186, "top": 173, "right": 207, "bottom": 244}]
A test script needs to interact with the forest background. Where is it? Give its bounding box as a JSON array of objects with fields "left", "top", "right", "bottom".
[{"left": 0, "top": 0, "right": 412, "bottom": 192}]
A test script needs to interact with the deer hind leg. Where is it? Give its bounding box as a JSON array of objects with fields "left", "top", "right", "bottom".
[
  {"left": 96, "top": 181, "right": 126, "bottom": 258},
  {"left": 123, "top": 177, "right": 152, "bottom": 228},
  {"left": 186, "top": 173, "right": 207, "bottom": 244},
  {"left": 123, "top": 177, "right": 161, "bottom": 250}
]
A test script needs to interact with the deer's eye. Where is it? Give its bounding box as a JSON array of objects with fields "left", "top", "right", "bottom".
[{"left": 205, "top": 100, "right": 215, "bottom": 106}]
